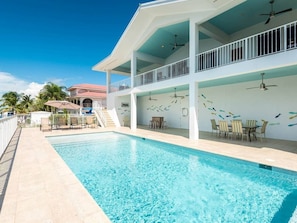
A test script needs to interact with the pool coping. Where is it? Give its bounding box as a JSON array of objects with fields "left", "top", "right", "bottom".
[{"left": 0, "top": 127, "right": 296, "bottom": 222}]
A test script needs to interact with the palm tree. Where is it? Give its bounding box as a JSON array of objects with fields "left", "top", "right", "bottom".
[
  {"left": 0, "top": 91, "right": 21, "bottom": 113},
  {"left": 19, "top": 94, "right": 34, "bottom": 113},
  {"left": 37, "top": 82, "right": 68, "bottom": 111},
  {"left": 39, "top": 82, "right": 68, "bottom": 101}
]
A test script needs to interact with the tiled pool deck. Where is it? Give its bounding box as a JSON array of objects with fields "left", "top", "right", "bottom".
[{"left": 0, "top": 126, "right": 296, "bottom": 222}]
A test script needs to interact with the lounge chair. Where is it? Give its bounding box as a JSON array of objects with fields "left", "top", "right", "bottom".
[{"left": 40, "top": 117, "right": 51, "bottom": 131}]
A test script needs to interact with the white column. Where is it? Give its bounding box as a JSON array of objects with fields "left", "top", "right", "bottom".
[
  {"left": 106, "top": 70, "right": 111, "bottom": 93},
  {"left": 131, "top": 51, "right": 137, "bottom": 88},
  {"left": 189, "top": 19, "right": 199, "bottom": 140},
  {"left": 189, "top": 82, "right": 199, "bottom": 140},
  {"left": 189, "top": 19, "right": 199, "bottom": 74},
  {"left": 130, "top": 93, "right": 137, "bottom": 130},
  {"left": 130, "top": 51, "right": 137, "bottom": 129}
]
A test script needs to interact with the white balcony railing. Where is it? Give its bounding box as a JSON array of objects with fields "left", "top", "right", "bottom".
[
  {"left": 197, "top": 21, "right": 297, "bottom": 71},
  {"left": 109, "top": 78, "right": 131, "bottom": 93},
  {"left": 0, "top": 116, "right": 18, "bottom": 158},
  {"left": 134, "top": 58, "right": 189, "bottom": 87},
  {"left": 110, "top": 20, "right": 297, "bottom": 92}
]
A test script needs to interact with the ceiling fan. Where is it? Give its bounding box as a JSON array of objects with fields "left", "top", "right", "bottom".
[
  {"left": 170, "top": 34, "right": 185, "bottom": 50},
  {"left": 148, "top": 92, "right": 157, "bottom": 101},
  {"left": 260, "top": 0, "right": 292, "bottom": 24},
  {"left": 171, "top": 88, "right": 184, "bottom": 98},
  {"left": 246, "top": 73, "right": 277, "bottom": 91}
]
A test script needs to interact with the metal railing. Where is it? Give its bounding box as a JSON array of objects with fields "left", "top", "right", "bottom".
[
  {"left": 0, "top": 116, "right": 17, "bottom": 158},
  {"left": 109, "top": 20, "right": 297, "bottom": 91},
  {"left": 48, "top": 114, "right": 98, "bottom": 129},
  {"left": 197, "top": 21, "right": 297, "bottom": 71},
  {"left": 134, "top": 58, "right": 189, "bottom": 87}
]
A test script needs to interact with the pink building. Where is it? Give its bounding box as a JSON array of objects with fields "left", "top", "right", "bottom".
[{"left": 67, "top": 84, "right": 106, "bottom": 113}]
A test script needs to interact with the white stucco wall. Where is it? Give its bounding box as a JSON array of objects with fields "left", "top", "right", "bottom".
[
  {"left": 137, "top": 90, "right": 190, "bottom": 129},
  {"left": 30, "top": 111, "right": 52, "bottom": 126},
  {"left": 198, "top": 75, "right": 297, "bottom": 141},
  {"left": 134, "top": 75, "right": 297, "bottom": 141}
]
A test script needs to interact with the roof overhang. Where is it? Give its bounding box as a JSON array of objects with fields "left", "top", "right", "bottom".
[{"left": 92, "top": 0, "right": 245, "bottom": 74}]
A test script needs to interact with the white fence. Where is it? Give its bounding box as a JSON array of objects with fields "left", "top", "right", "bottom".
[{"left": 0, "top": 116, "right": 18, "bottom": 158}]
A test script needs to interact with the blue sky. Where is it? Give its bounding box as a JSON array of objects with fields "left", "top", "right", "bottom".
[{"left": 0, "top": 0, "right": 149, "bottom": 97}]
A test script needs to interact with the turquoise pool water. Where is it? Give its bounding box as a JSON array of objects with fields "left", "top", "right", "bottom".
[{"left": 48, "top": 132, "right": 297, "bottom": 223}]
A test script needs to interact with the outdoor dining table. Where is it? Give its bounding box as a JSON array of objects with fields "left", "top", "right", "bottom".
[
  {"left": 217, "top": 124, "right": 260, "bottom": 142},
  {"left": 243, "top": 125, "right": 259, "bottom": 142}
]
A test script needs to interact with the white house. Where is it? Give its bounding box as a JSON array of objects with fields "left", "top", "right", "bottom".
[{"left": 93, "top": 0, "right": 297, "bottom": 141}]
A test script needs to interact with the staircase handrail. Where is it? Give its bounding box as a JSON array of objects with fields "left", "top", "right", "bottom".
[{"left": 94, "top": 108, "right": 107, "bottom": 127}]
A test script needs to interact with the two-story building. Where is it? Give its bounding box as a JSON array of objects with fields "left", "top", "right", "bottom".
[
  {"left": 93, "top": 0, "right": 297, "bottom": 141},
  {"left": 67, "top": 83, "right": 106, "bottom": 113}
]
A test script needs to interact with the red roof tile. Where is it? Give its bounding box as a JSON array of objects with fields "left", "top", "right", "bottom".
[{"left": 68, "top": 83, "right": 106, "bottom": 91}]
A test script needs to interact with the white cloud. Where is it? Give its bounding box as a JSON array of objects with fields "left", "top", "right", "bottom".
[
  {"left": 0, "top": 72, "right": 45, "bottom": 98},
  {"left": 22, "top": 82, "right": 45, "bottom": 98}
]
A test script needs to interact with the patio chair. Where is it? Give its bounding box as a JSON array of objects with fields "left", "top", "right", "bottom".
[
  {"left": 149, "top": 120, "right": 158, "bottom": 129},
  {"left": 40, "top": 117, "right": 51, "bottom": 131},
  {"left": 253, "top": 121, "right": 268, "bottom": 142},
  {"left": 57, "top": 117, "right": 68, "bottom": 129},
  {"left": 161, "top": 120, "right": 167, "bottom": 129},
  {"left": 210, "top": 119, "right": 219, "bottom": 135},
  {"left": 218, "top": 120, "right": 230, "bottom": 138},
  {"left": 122, "top": 116, "right": 130, "bottom": 127},
  {"left": 231, "top": 120, "right": 248, "bottom": 141},
  {"left": 70, "top": 117, "right": 81, "bottom": 129},
  {"left": 86, "top": 116, "right": 96, "bottom": 128},
  {"left": 245, "top": 119, "right": 257, "bottom": 134}
]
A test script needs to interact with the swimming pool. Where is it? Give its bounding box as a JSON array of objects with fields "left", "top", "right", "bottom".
[{"left": 48, "top": 132, "right": 297, "bottom": 222}]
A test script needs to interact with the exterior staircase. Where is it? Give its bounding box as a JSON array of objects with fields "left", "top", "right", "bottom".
[
  {"left": 102, "top": 109, "right": 116, "bottom": 127},
  {"left": 94, "top": 109, "right": 116, "bottom": 128}
]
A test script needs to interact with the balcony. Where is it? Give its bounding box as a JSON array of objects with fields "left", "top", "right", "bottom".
[
  {"left": 134, "top": 58, "right": 189, "bottom": 87},
  {"left": 110, "top": 20, "right": 297, "bottom": 92}
]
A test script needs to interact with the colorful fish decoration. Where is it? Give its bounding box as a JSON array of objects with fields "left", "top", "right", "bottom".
[
  {"left": 219, "top": 114, "right": 224, "bottom": 119},
  {"left": 288, "top": 123, "right": 297, "bottom": 127},
  {"left": 275, "top": 113, "right": 281, "bottom": 118}
]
